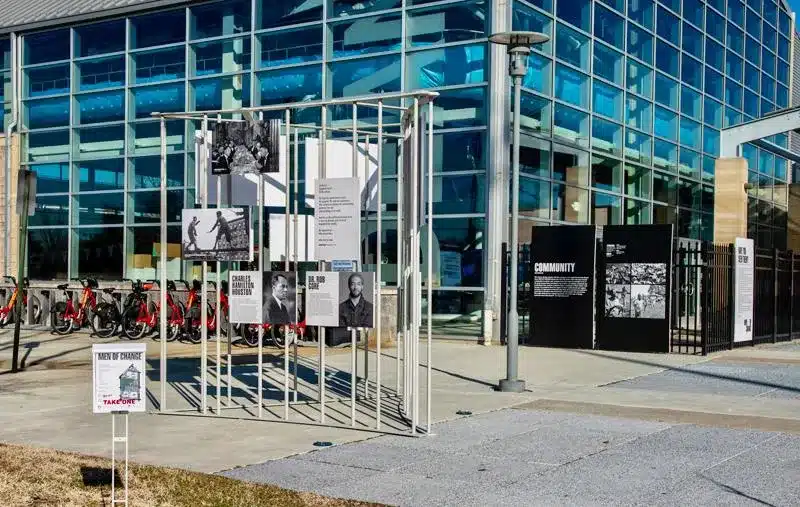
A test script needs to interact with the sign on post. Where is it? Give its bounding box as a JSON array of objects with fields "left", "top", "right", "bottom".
[
  {"left": 734, "top": 237, "right": 754, "bottom": 343},
  {"left": 305, "top": 271, "right": 375, "bottom": 328},
  {"left": 92, "top": 344, "right": 147, "bottom": 413},
  {"left": 314, "top": 177, "right": 360, "bottom": 262},
  {"left": 181, "top": 208, "right": 253, "bottom": 261},
  {"left": 229, "top": 271, "right": 262, "bottom": 324},
  {"left": 16, "top": 170, "right": 36, "bottom": 216}
]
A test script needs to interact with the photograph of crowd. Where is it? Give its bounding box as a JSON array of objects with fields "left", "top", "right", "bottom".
[
  {"left": 605, "top": 285, "right": 631, "bottom": 318},
  {"left": 631, "top": 284, "right": 667, "bottom": 319},
  {"left": 605, "top": 262, "right": 668, "bottom": 319},
  {"left": 606, "top": 263, "right": 631, "bottom": 284},
  {"left": 631, "top": 263, "right": 667, "bottom": 285},
  {"left": 211, "top": 119, "right": 280, "bottom": 175}
]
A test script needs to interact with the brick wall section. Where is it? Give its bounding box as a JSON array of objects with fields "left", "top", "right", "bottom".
[{"left": 0, "top": 134, "right": 21, "bottom": 277}]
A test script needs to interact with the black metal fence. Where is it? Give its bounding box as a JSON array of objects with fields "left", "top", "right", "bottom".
[{"left": 502, "top": 241, "right": 799, "bottom": 354}]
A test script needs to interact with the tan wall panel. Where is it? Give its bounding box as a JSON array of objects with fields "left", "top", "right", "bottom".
[{"left": 714, "top": 157, "right": 748, "bottom": 245}]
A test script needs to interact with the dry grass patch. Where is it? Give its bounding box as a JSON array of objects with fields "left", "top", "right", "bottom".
[{"left": 0, "top": 443, "right": 383, "bottom": 507}]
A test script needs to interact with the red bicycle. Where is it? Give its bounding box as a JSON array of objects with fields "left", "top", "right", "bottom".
[
  {"left": 122, "top": 280, "right": 184, "bottom": 341},
  {"left": 51, "top": 278, "right": 104, "bottom": 335},
  {"left": 181, "top": 280, "right": 229, "bottom": 344},
  {"left": 0, "top": 276, "right": 42, "bottom": 326}
]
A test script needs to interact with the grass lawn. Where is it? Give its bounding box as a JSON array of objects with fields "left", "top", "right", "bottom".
[{"left": 0, "top": 443, "right": 382, "bottom": 507}]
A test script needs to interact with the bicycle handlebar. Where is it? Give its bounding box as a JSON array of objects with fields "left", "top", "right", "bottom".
[{"left": 178, "top": 279, "right": 191, "bottom": 291}]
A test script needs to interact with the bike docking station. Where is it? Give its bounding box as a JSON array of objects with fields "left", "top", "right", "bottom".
[
  {"left": 92, "top": 342, "right": 147, "bottom": 506},
  {"left": 150, "top": 90, "right": 438, "bottom": 437}
]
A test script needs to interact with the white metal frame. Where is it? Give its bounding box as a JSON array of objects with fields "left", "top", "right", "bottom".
[{"left": 152, "top": 90, "right": 437, "bottom": 435}]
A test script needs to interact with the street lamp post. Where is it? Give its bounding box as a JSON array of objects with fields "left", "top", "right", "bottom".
[{"left": 490, "top": 31, "right": 549, "bottom": 393}]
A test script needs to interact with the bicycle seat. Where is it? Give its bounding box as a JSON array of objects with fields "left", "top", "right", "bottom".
[
  {"left": 102, "top": 288, "right": 116, "bottom": 294},
  {"left": 57, "top": 283, "right": 69, "bottom": 290}
]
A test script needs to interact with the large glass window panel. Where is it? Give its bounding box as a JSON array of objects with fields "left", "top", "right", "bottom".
[
  {"left": 591, "top": 155, "right": 622, "bottom": 192},
  {"left": 625, "top": 198, "right": 651, "bottom": 225},
  {"left": 654, "top": 106, "right": 678, "bottom": 141},
  {"left": 625, "top": 95, "right": 652, "bottom": 132},
  {"left": 653, "top": 139, "right": 678, "bottom": 172},
  {"left": 592, "top": 81, "right": 623, "bottom": 121},
  {"left": 778, "top": 35, "right": 790, "bottom": 62},
  {"left": 132, "top": 82, "right": 186, "bottom": 119},
  {"left": 626, "top": 60, "right": 652, "bottom": 98},
  {"left": 743, "top": 143, "right": 758, "bottom": 172},
  {"left": 594, "top": 5, "right": 623, "bottom": 49},
  {"left": 552, "top": 183, "right": 589, "bottom": 223},
  {"left": 703, "top": 155, "right": 715, "bottom": 182},
  {"left": 625, "top": 163, "right": 651, "bottom": 199},
  {"left": 519, "top": 177, "right": 551, "bottom": 219},
  {"left": 76, "top": 192, "right": 124, "bottom": 225},
  {"left": 432, "top": 131, "right": 484, "bottom": 172},
  {"left": 77, "top": 56, "right": 125, "bottom": 92},
  {"left": 653, "top": 171, "right": 677, "bottom": 204},
  {"left": 25, "top": 30, "right": 69, "bottom": 65},
  {"left": 556, "top": 23, "right": 590, "bottom": 70},
  {"left": 763, "top": 23, "right": 777, "bottom": 53},
  {"left": 520, "top": 92, "right": 552, "bottom": 134},
  {"left": 777, "top": 60, "right": 789, "bottom": 87},
  {"left": 681, "top": 86, "right": 702, "bottom": 120},
  {"left": 780, "top": 9, "right": 792, "bottom": 37},
  {"left": 190, "top": 0, "right": 250, "bottom": 40},
  {"left": 682, "top": 23, "right": 703, "bottom": 59},
  {"left": 133, "top": 47, "right": 186, "bottom": 84},
  {"left": 78, "top": 159, "right": 125, "bottom": 191},
  {"left": 193, "top": 37, "right": 251, "bottom": 77},
  {"left": 591, "top": 192, "right": 622, "bottom": 225},
  {"left": 432, "top": 174, "right": 485, "bottom": 214},
  {"left": 728, "top": 0, "right": 745, "bottom": 26},
  {"left": 554, "top": 65, "right": 588, "bottom": 108},
  {"left": 191, "top": 74, "right": 251, "bottom": 111},
  {"left": 726, "top": 52, "right": 744, "bottom": 83},
  {"left": 408, "top": 1, "right": 486, "bottom": 47},
  {"left": 703, "top": 126, "right": 720, "bottom": 155},
  {"left": 30, "top": 163, "right": 70, "bottom": 194},
  {"left": 591, "top": 117, "right": 623, "bottom": 156},
  {"left": 29, "top": 229, "right": 68, "bottom": 279},
  {"left": 745, "top": 35, "right": 761, "bottom": 66},
  {"left": 704, "top": 97, "right": 723, "bottom": 129},
  {"left": 75, "top": 20, "right": 125, "bottom": 58},
  {"left": 629, "top": 0, "right": 654, "bottom": 29},
  {"left": 523, "top": 53, "right": 551, "bottom": 94},
  {"left": 727, "top": 23, "right": 745, "bottom": 55},
  {"left": 556, "top": 0, "right": 590, "bottom": 32},
  {"left": 512, "top": 1, "right": 553, "bottom": 54},
  {"left": 680, "top": 117, "right": 701, "bottom": 151},
  {"left": 746, "top": 8, "right": 761, "bottom": 40},
  {"left": 125, "top": 226, "right": 182, "bottom": 280},
  {"left": 25, "top": 96, "right": 70, "bottom": 129},
  {"left": 31, "top": 195, "right": 68, "bottom": 227},
  {"left": 130, "top": 154, "right": 184, "bottom": 189},
  {"left": 759, "top": 150, "right": 774, "bottom": 176},
  {"left": 705, "top": 67, "right": 724, "bottom": 100},
  {"left": 405, "top": 45, "right": 483, "bottom": 90},
  {"left": 593, "top": 42, "right": 623, "bottom": 86},
  {"left": 259, "top": 0, "right": 322, "bottom": 29},
  {"left": 431, "top": 86, "right": 485, "bottom": 129},
  {"left": 681, "top": 54, "right": 703, "bottom": 90},
  {"left": 705, "top": 8, "right": 724, "bottom": 42},
  {"left": 75, "top": 228, "right": 123, "bottom": 279},
  {"left": 332, "top": 14, "right": 402, "bottom": 57},
  {"left": 553, "top": 103, "right": 589, "bottom": 147},
  {"left": 627, "top": 24, "right": 653, "bottom": 65},
  {"left": 76, "top": 124, "right": 125, "bottom": 159},
  {"left": 682, "top": 0, "right": 703, "bottom": 27},
  {"left": 762, "top": 49, "right": 776, "bottom": 76},
  {"left": 131, "top": 120, "right": 185, "bottom": 156},
  {"left": 761, "top": 99, "right": 774, "bottom": 116},
  {"left": 655, "top": 42, "right": 679, "bottom": 78},
  {"left": 679, "top": 147, "right": 701, "bottom": 178},
  {"left": 28, "top": 130, "right": 69, "bottom": 162},
  {"left": 331, "top": 0, "right": 400, "bottom": 17},
  {"left": 258, "top": 26, "right": 323, "bottom": 68},
  {"left": 744, "top": 62, "right": 759, "bottom": 91},
  {"left": 76, "top": 90, "right": 125, "bottom": 125},
  {"left": 764, "top": 0, "right": 778, "bottom": 27},
  {"left": 428, "top": 219, "right": 484, "bottom": 287},
  {"left": 656, "top": 7, "right": 680, "bottom": 46},
  {"left": 705, "top": 39, "right": 724, "bottom": 71},
  {"left": 775, "top": 158, "right": 787, "bottom": 181},
  {"left": 520, "top": 135, "right": 550, "bottom": 178},
  {"left": 0, "top": 39, "right": 8, "bottom": 69},
  {"left": 777, "top": 85, "right": 788, "bottom": 108},
  {"left": 552, "top": 143, "right": 589, "bottom": 185},
  {"left": 625, "top": 129, "right": 652, "bottom": 164},
  {"left": 129, "top": 189, "right": 183, "bottom": 223},
  {"left": 761, "top": 74, "right": 775, "bottom": 102},
  {"left": 598, "top": 0, "right": 624, "bottom": 13},
  {"left": 257, "top": 64, "right": 321, "bottom": 105},
  {"left": 131, "top": 9, "right": 186, "bottom": 49},
  {"left": 26, "top": 64, "right": 70, "bottom": 98}
]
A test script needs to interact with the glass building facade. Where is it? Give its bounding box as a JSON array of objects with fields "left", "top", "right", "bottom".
[{"left": 0, "top": 0, "right": 796, "bottom": 337}]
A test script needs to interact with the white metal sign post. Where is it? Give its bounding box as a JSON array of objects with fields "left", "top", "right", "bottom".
[
  {"left": 734, "top": 237, "right": 755, "bottom": 343},
  {"left": 92, "top": 343, "right": 146, "bottom": 506}
]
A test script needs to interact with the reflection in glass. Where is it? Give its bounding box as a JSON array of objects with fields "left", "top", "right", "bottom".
[
  {"left": 333, "top": 54, "right": 402, "bottom": 96},
  {"left": 406, "top": 44, "right": 485, "bottom": 90},
  {"left": 520, "top": 135, "right": 550, "bottom": 178},
  {"left": 627, "top": 24, "right": 653, "bottom": 64},
  {"left": 332, "top": 14, "right": 402, "bottom": 57},
  {"left": 26, "top": 96, "right": 70, "bottom": 129},
  {"left": 131, "top": 121, "right": 185, "bottom": 156},
  {"left": 78, "top": 159, "right": 125, "bottom": 191},
  {"left": 523, "top": 53, "right": 551, "bottom": 94},
  {"left": 76, "top": 124, "right": 125, "bottom": 159},
  {"left": 193, "top": 37, "right": 251, "bottom": 77},
  {"left": 591, "top": 117, "right": 623, "bottom": 156},
  {"left": 76, "top": 228, "right": 123, "bottom": 279},
  {"left": 625, "top": 129, "right": 651, "bottom": 164},
  {"left": 257, "top": 65, "right": 322, "bottom": 105},
  {"left": 76, "top": 91, "right": 125, "bottom": 125},
  {"left": 519, "top": 177, "right": 550, "bottom": 219},
  {"left": 679, "top": 117, "right": 701, "bottom": 151},
  {"left": 190, "top": 0, "right": 250, "bottom": 40},
  {"left": 593, "top": 81, "right": 622, "bottom": 121},
  {"left": 556, "top": 23, "right": 590, "bottom": 70},
  {"left": 77, "top": 56, "right": 125, "bottom": 91},
  {"left": 512, "top": 1, "right": 553, "bottom": 54},
  {"left": 31, "top": 163, "right": 70, "bottom": 193},
  {"left": 133, "top": 47, "right": 186, "bottom": 84},
  {"left": 593, "top": 42, "right": 623, "bottom": 85},
  {"left": 125, "top": 226, "right": 182, "bottom": 280},
  {"left": 430, "top": 218, "right": 484, "bottom": 287},
  {"left": 594, "top": 5, "right": 623, "bottom": 49},
  {"left": 25, "top": 30, "right": 69, "bottom": 65},
  {"left": 627, "top": 60, "right": 652, "bottom": 98},
  {"left": 654, "top": 106, "right": 678, "bottom": 141},
  {"left": 29, "top": 229, "right": 68, "bottom": 279},
  {"left": 679, "top": 148, "right": 701, "bottom": 179},
  {"left": 520, "top": 92, "right": 551, "bottom": 133},
  {"left": 131, "top": 9, "right": 186, "bottom": 49},
  {"left": 655, "top": 41, "right": 679, "bottom": 78},
  {"left": 27, "top": 64, "right": 70, "bottom": 98},
  {"left": 591, "top": 155, "right": 622, "bottom": 192},
  {"left": 655, "top": 73, "right": 679, "bottom": 109},
  {"left": 408, "top": 1, "right": 487, "bottom": 48},
  {"left": 432, "top": 87, "right": 485, "bottom": 129},
  {"left": 76, "top": 192, "right": 125, "bottom": 225},
  {"left": 130, "top": 154, "right": 185, "bottom": 189},
  {"left": 625, "top": 95, "right": 652, "bottom": 132},
  {"left": 556, "top": 0, "right": 591, "bottom": 32},
  {"left": 259, "top": 26, "right": 323, "bottom": 67},
  {"left": 31, "top": 195, "right": 68, "bottom": 227},
  {"left": 625, "top": 198, "right": 650, "bottom": 225},
  {"left": 654, "top": 139, "right": 678, "bottom": 172},
  {"left": 591, "top": 191, "right": 622, "bottom": 225},
  {"left": 129, "top": 190, "right": 184, "bottom": 223},
  {"left": 625, "top": 163, "right": 651, "bottom": 199},
  {"left": 553, "top": 103, "right": 589, "bottom": 147},
  {"left": 433, "top": 174, "right": 485, "bottom": 214},
  {"left": 192, "top": 75, "right": 251, "bottom": 110},
  {"left": 75, "top": 20, "right": 125, "bottom": 57},
  {"left": 552, "top": 183, "right": 589, "bottom": 223},
  {"left": 553, "top": 143, "right": 589, "bottom": 186},
  {"left": 28, "top": 130, "right": 69, "bottom": 162},
  {"left": 132, "top": 83, "right": 185, "bottom": 119}
]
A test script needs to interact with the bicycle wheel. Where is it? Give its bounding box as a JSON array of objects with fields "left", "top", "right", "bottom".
[
  {"left": 167, "top": 301, "right": 184, "bottom": 342},
  {"left": 92, "top": 302, "right": 118, "bottom": 338},
  {"left": 271, "top": 325, "right": 287, "bottom": 348},
  {"left": 122, "top": 308, "right": 147, "bottom": 340},
  {"left": 241, "top": 324, "right": 260, "bottom": 347},
  {"left": 51, "top": 302, "right": 72, "bottom": 335},
  {"left": 23, "top": 295, "right": 43, "bottom": 325}
]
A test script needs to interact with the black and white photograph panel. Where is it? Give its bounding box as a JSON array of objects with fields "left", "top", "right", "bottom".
[
  {"left": 263, "top": 271, "right": 297, "bottom": 325},
  {"left": 181, "top": 208, "right": 251, "bottom": 261},
  {"left": 631, "top": 263, "right": 668, "bottom": 285},
  {"left": 630, "top": 284, "right": 667, "bottom": 319},
  {"left": 605, "top": 263, "right": 632, "bottom": 285},
  {"left": 338, "top": 272, "right": 375, "bottom": 329},
  {"left": 605, "top": 285, "right": 631, "bottom": 318},
  {"left": 211, "top": 119, "right": 280, "bottom": 175}
]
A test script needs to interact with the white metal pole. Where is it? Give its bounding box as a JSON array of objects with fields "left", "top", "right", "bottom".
[
  {"left": 363, "top": 134, "right": 370, "bottom": 399},
  {"left": 396, "top": 120, "right": 404, "bottom": 401},
  {"left": 426, "top": 100, "right": 434, "bottom": 434},
  {"left": 159, "top": 117, "right": 167, "bottom": 412},
  {"left": 201, "top": 115, "right": 209, "bottom": 415},
  {"left": 111, "top": 414, "right": 116, "bottom": 503},
  {"left": 293, "top": 127, "right": 299, "bottom": 403},
  {"left": 124, "top": 413, "right": 129, "bottom": 506},
  {"left": 376, "top": 99, "right": 383, "bottom": 430},
  {"left": 351, "top": 103, "right": 358, "bottom": 427},
  {"left": 258, "top": 172, "right": 264, "bottom": 419},
  {"left": 411, "top": 98, "right": 420, "bottom": 434},
  {"left": 216, "top": 168, "right": 222, "bottom": 415},
  {"left": 284, "top": 108, "right": 291, "bottom": 421},
  {"left": 319, "top": 104, "right": 327, "bottom": 424}
]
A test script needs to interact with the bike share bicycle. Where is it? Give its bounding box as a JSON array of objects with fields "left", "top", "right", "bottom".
[
  {"left": 51, "top": 278, "right": 117, "bottom": 336},
  {"left": 180, "top": 279, "right": 231, "bottom": 344},
  {"left": 121, "top": 280, "right": 184, "bottom": 341},
  {"left": 0, "top": 276, "right": 42, "bottom": 326}
]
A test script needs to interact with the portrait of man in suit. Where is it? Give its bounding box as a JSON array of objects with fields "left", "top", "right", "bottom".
[
  {"left": 263, "top": 272, "right": 296, "bottom": 324},
  {"left": 338, "top": 272, "right": 374, "bottom": 328}
]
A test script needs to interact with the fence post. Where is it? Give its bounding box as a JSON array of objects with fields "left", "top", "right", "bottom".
[
  {"left": 789, "top": 251, "right": 794, "bottom": 340},
  {"left": 773, "top": 248, "right": 778, "bottom": 344},
  {"left": 728, "top": 243, "right": 735, "bottom": 350},
  {"left": 500, "top": 242, "right": 508, "bottom": 346},
  {"left": 700, "top": 243, "right": 708, "bottom": 356}
]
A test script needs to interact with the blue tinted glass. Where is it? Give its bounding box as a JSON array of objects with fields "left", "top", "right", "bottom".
[
  {"left": 627, "top": 60, "right": 653, "bottom": 97},
  {"left": 654, "top": 73, "right": 678, "bottom": 109},
  {"left": 593, "top": 43, "right": 623, "bottom": 85},
  {"left": 726, "top": 52, "right": 743, "bottom": 83},
  {"left": 744, "top": 89, "right": 760, "bottom": 117},
  {"left": 131, "top": 154, "right": 185, "bottom": 189},
  {"left": 191, "top": 0, "right": 251, "bottom": 40},
  {"left": 654, "top": 139, "right": 678, "bottom": 170},
  {"left": 133, "top": 83, "right": 185, "bottom": 118},
  {"left": 683, "top": 0, "right": 704, "bottom": 28},
  {"left": 25, "top": 30, "right": 70, "bottom": 65},
  {"left": 629, "top": 0, "right": 654, "bottom": 29},
  {"left": 194, "top": 37, "right": 252, "bottom": 77},
  {"left": 433, "top": 87, "right": 486, "bottom": 129},
  {"left": 406, "top": 44, "right": 484, "bottom": 89},
  {"left": 524, "top": 53, "right": 551, "bottom": 94},
  {"left": 705, "top": 8, "right": 724, "bottom": 41},
  {"left": 681, "top": 87, "right": 702, "bottom": 119},
  {"left": 705, "top": 39, "right": 724, "bottom": 71},
  {"left": 728, "top": 1, "right": 745, "bottom": 26},
  {"left": 681, "top": 55, "right": 702, "bottom": 90},
  {"left": 656, "top": 42, "right": 679, "bottom": 77},
  {"left": 75, "top": 20, "right": 125, "bottom": 58},
  {"left": 333, "top": 54, "right": 401, "bottom": 97},
  {"left": 705, "top": 67, "right": 724, "bottom": 100},
  {"left": 410, "top": 1, "right": 487, "bottom": 46},
  {"left": 133, "top": 47, "right": 186, "bottom": 84},
  {"left": 553, "top": 103, "right": 589, "bottom": 145},
  {"left": 764, "top": 24, "right": 777, "bottom": 53},
  {"left": 521, "top": 92, "right": 552, "bottom": 134},
  {"left": 259, "top": 0, "right": 322, "bottom": 29},
  {"left": 30, "top": 162, "right": 70, "bottom": 193},
  {"left": 660, "top": 0, "right": 680, "bottom": 13},
  {"left": 777, "top": 60, "right": 789, "bottom": 86},
  {"left": 707, "top": 0, "right": 725, "bottom": 13},
  {"left": 780, "top": 9, "right": 792, "bottom": 37},
  {"left": 30, "top": 195, "right": 68, "bottom": 226},
  {"left": 27, "top": 64, "right": 69, "bottom": 97},
  {"left": 725, "top": 107, "right": 742, "bottom": 127},
  {"left": 594, "top": 5, "right": 623, "bottom": 49},
  {"left": 746, "top": 9, "right": 761, "bottom": 39},
  {"left": 759, "top": 150, "right": 774, "bottom": 176},
  {"left": 656, "top": 7, "right": 680, "bottom": 46},
  {"left": 77, "top": 91, "right": 125, "bottom": 125},
  {"left": 555, "top": 65, "right": 589, "bottom": 108},
  {"left": 77, "top": 124, "right": 125, "bottom": 158},
  {"left": 703, "top": 126, "right": 720, "bottom": 155},
  {"left": 682, "top": 23, "right": 703, "bottom": 59},
  {"left": 512, "top": 1, "right": 553, "bottom": 54},
  {"left": 260, "top": 26, "right": 322, "bottom": 67},
  {"left": 79, "top": 159, "right": 125, "bottom": 191},
  {"left": 193, "top": 75, "right": 251, "bottom": 110},
  {"left": 28, "top": 130, "right": 69, "bottom": 162},
  {"left": 725, "top": 79, "right": 743, "bottom": 109},
  {"left": 131, "top": 120, "right": 184, "bottom": 156},
  {"left": 131, "top": 10, "right": 186, "bottom": 49},
  {"left": 0, "top": 39, "right": 9, "bottom": 69},
  {"left": 778, "top": 35, "right": 790, "bottom": 60},
  {"left": 258, "top": 65, "right": 321, "bottom": 105},
  {"left": 762, "top": 74, "right": 775, "bottom": 101},
  {"left": 431, "top": 131, "right": 485, "bottom": 172},
  {"left": 556, "top": 0, "right": 590, "bottom": 31},
  {"left": 333, "top": 14, "right": 402, "bottom": 57},
  {"left": 26, "top": 96, "right": 70, "bottom": 129},
  {"left": 592, "top": 81, "right": 623, "bottom": 121},
  {"left": 745, "top": 36, "right": 761, "bottom": 66},
  {"left": 331, "top": 0, "right": 400, "bottom": 17},
  {"left": 744, "top": 63, "right": 759, "bottom": 91},
  {"left": 627, "top": 24, "right": 653, "bottom": 64},
  {"left": 764, "top": 1, "right": 777, "bottom": 27},
  {"left": 625, "top": 129, "right": 651, "bottom": 163},
  {"left": 626, "top": 95, "right": 652, "bottom": 132},
  {"left": 679, "top": 147, "right": 700, "bottom": 178},
  {"left": 762, "top": 49, "right": 775, "bottom": 76},
  {"left": 777, "top": 85, "right": 788, "bottom": 108},
  {"left": 654, "top": 106, "right": 678, "bottom": 140},
  {"left": 592, "top": 117, "right": 623, "bottom": 154},
  {"left": 130, "top": 189, "right": 183, "bottom": 223},
  {"left": 703, "top": 155, "right": 715, "bottom": 181},
  {"left": 775, "top": 158, "right": 787, "bottom": 181},
  {"left": 78, "top": 56, "right": 125, "bottom": 91},
  {"left": 556, "top": 23, "right": 590, "bottom": 69},
  {"left": 77, "top": 193, "right": 124, "bottom": 225},
  {"left": 727, "top": 24, "right": 744, "bottom": 54}
]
